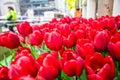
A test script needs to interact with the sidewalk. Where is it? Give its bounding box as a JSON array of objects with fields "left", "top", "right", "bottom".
[{"left": 1, "top": 26, "right": 17, "bottom": 33}]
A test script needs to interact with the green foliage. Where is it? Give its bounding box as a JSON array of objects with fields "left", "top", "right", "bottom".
[{"left": 55, "top": 69, "right": 87, "bottom": 80}]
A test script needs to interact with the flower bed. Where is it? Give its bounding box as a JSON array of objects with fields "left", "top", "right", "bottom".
[{"left": 0, "top": 15, "right": 120, "bottom": 80}]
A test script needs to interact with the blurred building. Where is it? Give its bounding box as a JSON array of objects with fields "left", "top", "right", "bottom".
[
  {"left": 18, "top": 0, "right": 55, "bottom": 16},
  {"left": 0, "top": 0, "right": 55, "bottom": 16},
  {"left": 19, "top": 0, "right": 31, "bottom": 15},
  {"left": 0, "top": 0, "right": 120, "bottom": 18},
  {"left": 54, "top": 0, "right": 66, "bottom": 13},
  {"left": 30, "top": 0, "right": 54, "bottom": 16}
]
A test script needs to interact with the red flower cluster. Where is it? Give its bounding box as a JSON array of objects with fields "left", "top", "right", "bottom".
[
  {"left": 0, "top": 15, "right": 120, "bottom": 80},
  {"left": 0, "top": 31, "right": 20, "bottom": 49},
  {"left": 85, "top": 53, "right": 115, "bottom": 80}
]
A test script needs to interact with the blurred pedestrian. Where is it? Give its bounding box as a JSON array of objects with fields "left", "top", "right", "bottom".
[
  {"left": 5, "top": 6, "right": 17, "bottom": 32},
  {"left": 75, "top": 8, "right": 82, "bottom": 17}
]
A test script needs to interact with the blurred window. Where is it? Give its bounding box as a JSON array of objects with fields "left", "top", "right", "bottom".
[{"left": 34, "top": 8, "right": 54, "bottom": 16}]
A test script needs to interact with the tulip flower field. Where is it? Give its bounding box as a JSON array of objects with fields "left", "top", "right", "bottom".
[{"left": 0, "top": 15, "right": 120, "bottom": 80}]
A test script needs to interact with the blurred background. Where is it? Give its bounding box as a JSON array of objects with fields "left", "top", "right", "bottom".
[{"left": 0, "top": 0, "right": 120, "bottom": 23}]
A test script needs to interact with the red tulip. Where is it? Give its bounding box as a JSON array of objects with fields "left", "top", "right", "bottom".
[
  {"left": 44, "top": 30, "right": 63, "bottom": 51},
  {"left": 28, "top": 30, "right": 43, "bottom": 46},
  {"left": 86, "top": 28, "right": 97, "bottom": 40},
  {"left": 76, "top": 39, "right": 94, "bottom": 59},
  {"left": 37, "top": 76, "right": 46, "bottom": 80},
  {"left": 39, "top": 23, "right": 50, "bottom": 36},
  {"left": 108, "top": 32, "right": 120, "bottom": 61},
  {"left": 37, "top": 54, "right": 61, "bottom": 80},
  {"left": 106, "top": 18, "right": 117, "bottom": 30},
  {"left": 18, "top": 34, "right": 25, "bottom": 43},
  {"left": 85, "top": 53, "right": 115, "bottom": 80},
  {"left": 61, "top": 50, "right": 77, "bottom": 62},
  {"left": 0, "top": 66, "right": 9, "bottom": 80},
  {"left": 0, "top": 31, "right": 20, "bottom": 49},
  {"left": 63, "top": 32, "right": 76, "bottom": 48},
  {"left": 0, "top": 33, "right": 4, "bottom": 46},
  {"left": 87, "top": 74, "right": 104, "bottom": 80},
  {"left": 74, "top": 27, "right": 85, "bottom": 39},
  {"left": 60, "top": 16, "right": 71, "bottom": 24},
  {"left": 59, "top": 46, "right": 65, "bottom": 57},
  {"left": 50, "top": 17, "right": 58, "bottom": 23},
  {"left": 37, "top": 66, "right": 58, "bottom": 80},
  {"left": 36, "top": 52, "right": 50, "bottom": 68},
  {"left": 61, "top": 50, "right": 84, "bottom": 77},
  {"left": 15, "top": 47, "right": 34, "bottom": 59},
  {"left": 90, "top": 20, "right": 102, "bottom": 30},
  {"left": 69, "top": 20, "right": 79, "bottom": 30},
  {"left": 32, "top": 24, "right": 41, "bottom": 31},
  {"left": 99, "top": 17, "right": 117, "bottom": 34},
  {"left": 116, "top": 17, "right": 120, "bottom": 29},
  {"left": 16, "top": 21, "right": 32, "bottom": 37},
  {"left": 8, "top": 56, "right": 38, "bottom": 79},
  {"left": 42, "top": 54, "right": 61, "bottom": 70},
  {"left": 99, "top": 17, "right": 109, "bottom": 29},
  {"left": 117, "top": 21, "right": 120, "bottom": 29},
  {"left": 94, "top": 30, "right": 110, "bottom": 51},
  {"left": 63, "top": 57, "right": 84, "bottom": 77},
  {"left": 15, "top": 75, "right": 36, "bottom": 80},
  {"left": 58, "top": 23, "right": 71, "bottom": 37}
]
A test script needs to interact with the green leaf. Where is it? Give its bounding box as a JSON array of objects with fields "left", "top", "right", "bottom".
[
  {"left": 101, "top": 49, "right": 108, "bottom": 57},
  {"left": 8, "top": 48, "right": 16, "bottom": 55},
  {"left": 29, "top": 46, "right": 40, "bottom": 59},
  {"left": 60, "top": 71, "right": 74, "bottom": 80},
  {"left": 56, "top": 69, "right": 87, "bottom": 80},
  {"left": 79, "top": 69, "right": 87, "bottom": 80},
  {"left": 0, "top": 55, "right": 13, "bottom": 67},
  {"left": 4, "top": 55, "right": 8, "bottom": 66},
  {"left": 20, "top": 42, "right": 26, "bottom": 47},
  {"left": 41, "top": 43, "right": 51, "bottom": 53}
]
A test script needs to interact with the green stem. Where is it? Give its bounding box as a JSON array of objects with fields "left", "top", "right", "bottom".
[
  {"left": 72, "top": 46, "right": 76, "bottom": 51},
  {"left": 58, "top": 71, "right": 62, "bottom": 80},
  {"left": 101, "top": 51, "right": 105, "bottom": 57},
  {"left": 77, "top": 76, "right": 81, "bottom": 80},
  {"left": 76, "top": 76, "right": 77, "bottom": 80},
  {"left": 58, "top": 51, "right": 61, "bottom": 60},
  {"left": 118, "top": 62, "right": 120, "bottom": 79},
  {"left": 115, "top": 61, "right": 120, "bottom": 79}
]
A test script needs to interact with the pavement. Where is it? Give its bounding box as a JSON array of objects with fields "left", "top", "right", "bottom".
[{"left": 0, "top": 26, "right": 17, "bottom": 33}]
